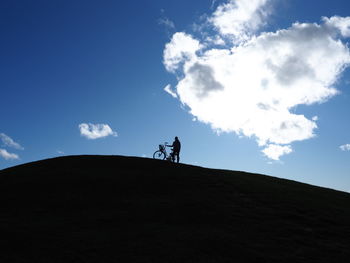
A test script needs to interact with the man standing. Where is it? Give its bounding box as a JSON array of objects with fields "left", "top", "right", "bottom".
[{"left": 169, "top": 136, "right": 181, "bottom": 163}]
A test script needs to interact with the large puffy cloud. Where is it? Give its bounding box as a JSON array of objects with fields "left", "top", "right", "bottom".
[
  {"left": 79, "top": 123, "right": 118, "bottom": 140},
  {"left": 0, "top": 133, "right": 24, "bottom": 150},
  {"left": 0, "top": 149, "right": 19, "bottom": 160},
  {"left": 163, "top": 1, "right": 350, "bottom": 160}
]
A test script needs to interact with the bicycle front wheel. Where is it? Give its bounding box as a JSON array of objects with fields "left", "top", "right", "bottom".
[{"left": 153, "top": 150, "right": 166, "bottom": 160}]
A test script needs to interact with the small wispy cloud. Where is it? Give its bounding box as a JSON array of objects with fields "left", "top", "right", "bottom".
[
  {"left": 164, "top": 84, "right": 178, "bottom": 98},
  {"left": 0, "top": 133, "right": 24, "bottom": 150},
  {"left": 79, "top": 123, "right": 118, "bottom": 140},
  {"left": 159, "top": 17, "right": 175, "bottom": 30},
  {"left": 340, "top": 144, "right": 350, "bottom": 151},
  {"left": 158, "top": 9, "right": 176, "bottom": 36},
  {"left": 0, "top": 148, "right": 19, "bottom": 160},
  {"left": 211, "top": 0, "right": 218, "bottom": 10}
]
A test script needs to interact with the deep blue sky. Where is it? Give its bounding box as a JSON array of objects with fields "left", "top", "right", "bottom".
[{"left": 1, "top": 0, "right": 350, "bottom": 192}]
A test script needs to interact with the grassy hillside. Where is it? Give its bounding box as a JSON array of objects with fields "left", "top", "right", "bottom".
[{"left": 0, "top": 155, "right": 349, "bottom": 262}]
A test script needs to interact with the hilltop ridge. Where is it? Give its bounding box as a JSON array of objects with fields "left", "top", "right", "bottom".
[{"left": 0, "top": 155, "right": 349, "bottom": 262}]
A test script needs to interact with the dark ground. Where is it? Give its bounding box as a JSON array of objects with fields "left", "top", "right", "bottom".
[{"left": 0, "top": 155, "right": 349, "bottom": 262}]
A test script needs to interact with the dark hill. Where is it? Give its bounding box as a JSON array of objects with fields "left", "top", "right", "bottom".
[{"left": 0, "top": 155, "right": 349, "bottom": 262}]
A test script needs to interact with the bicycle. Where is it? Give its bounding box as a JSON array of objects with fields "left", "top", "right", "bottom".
[{"left": 153, "top": 142, "right": 174, "bottom": 161}]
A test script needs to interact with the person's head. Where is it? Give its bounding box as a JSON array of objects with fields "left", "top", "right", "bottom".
[{"left": 175, "top": 136, "right": 179, "bottom": 141}]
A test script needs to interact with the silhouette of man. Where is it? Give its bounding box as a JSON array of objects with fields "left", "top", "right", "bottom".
[{"left": 168, "top": 136, "right": 181, "bottom": 163}]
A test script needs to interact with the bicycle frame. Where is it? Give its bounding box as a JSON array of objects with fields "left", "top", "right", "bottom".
[
  {"left": 154, "top": 142, "right": 173, "bottom": 161},
  {"left": 161, "top": 142, "right": 170, "bottom": 157}
]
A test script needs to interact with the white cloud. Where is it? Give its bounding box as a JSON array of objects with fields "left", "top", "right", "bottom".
[
  {"left": 163, "top": 32, "right": 203, "bottom": 72},
  {"left": 205, "top": 35, "right": 226, "bottom": 46},
  {"left": 79, "top": 123, "right": 118, "bottom": 140},
  {"left": 164, "top": 84, "right": 178, "bottom": 98},
  {"left": 211, "top": 0, "right": 218, "bottom": 10},
  {"left": 163, "top": 1, "right": 350, "bottom": 160},
  {"left": 0, "top": 148, "right": 19, "bottom": 160},
  {"left": 0, "top": 133, "right": 24, "bottom": 150},
  {"left": 323, "top": 16, "right": 350, "bottom": 37},
  {"left": 340, "top": 144, "right": 350, "bottom": 151},
  {"left": 262, "top": 144, "right": 292, "bottom": 160},
  {"left": 210, "top": 0, "right": 270, "bottom": 42},
  {"left": 158, "top": 17, "right": 175, "bottom": 30}
]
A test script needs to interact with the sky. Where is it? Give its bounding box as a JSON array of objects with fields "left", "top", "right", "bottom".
[{"left": 1, "top": 0, "right": 350, "bottom": 192}]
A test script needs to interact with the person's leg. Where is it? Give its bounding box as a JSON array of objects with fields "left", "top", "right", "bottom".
[{"left": 176, "top": 152, "right": 180, "bottom": 163}]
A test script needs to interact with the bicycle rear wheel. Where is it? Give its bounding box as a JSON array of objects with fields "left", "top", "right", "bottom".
[{"left": 153, "top": 150, "right": 166, "bottom": 160}]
